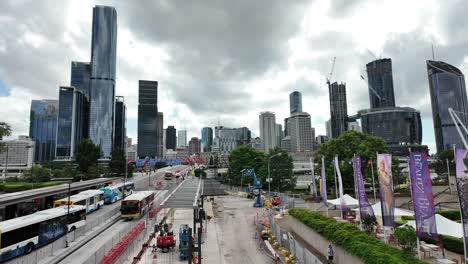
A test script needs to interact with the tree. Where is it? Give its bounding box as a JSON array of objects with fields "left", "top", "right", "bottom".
[
  {"left": 267, "top": 147, "right": 295, "bottom": 192},
  {"left": 23, "top": 165, "right": 51, "bottom": 183},
  {"left": 394, "top": 225, "right": 417, "bottom": 252},
  {"left": 109, "top": 147, "right": 126, "bottom": 177},
  {"left": 0, "top": 122, "right": 12, "bottom": 152},
  {"left": 315, "top": 130, "right": 387, "bottom": 192},
  {"left": 228, "top": 145, "right": 266, "bottom": 185},
  {"left": 75, "top": 139, "right": 100, "bottom": 173},
  {"left": 430, "top": 149, "right": 454, "bottom": 183}
]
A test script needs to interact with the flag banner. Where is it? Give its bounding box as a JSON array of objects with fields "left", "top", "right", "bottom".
[
  {"left": 377, "top": 153, "right": 395, "bottom": 227},
  {"left": 455, "top": 149, "right": 468, "bottom": 256},
  {"left": 335, "top": 156, "right": 350, "bottom": 215},
  {"left": 354, "top": 156, "right": 375, "bottom": 220},
  {"left": 320, "top": 156, "right": 327, "bottom": 206},
  {"left": 409, "top": 152, "right": 438, "bottom": 239}
]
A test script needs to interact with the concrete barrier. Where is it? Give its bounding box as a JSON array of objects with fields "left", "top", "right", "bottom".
[{"left": 282, "top": 216, "right": 363, "bottom": 264}]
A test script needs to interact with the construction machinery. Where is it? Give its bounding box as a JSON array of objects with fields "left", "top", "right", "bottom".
[
  {"left": 179, "top": 224, "right": 190, "bottom": 260},
  {"left": 156, "top": 223, "right": 175, "bottom": 253},
  {"left": 252, "top": 175, "right": 264, "bottom": 207}
]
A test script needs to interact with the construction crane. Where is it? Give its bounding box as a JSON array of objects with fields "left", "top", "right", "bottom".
[{"left": 326, "top": 57, "right": 336, "bottom": 85}]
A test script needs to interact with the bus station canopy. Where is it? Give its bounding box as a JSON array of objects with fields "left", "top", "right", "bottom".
[{"left": 162, "top": 178, "right": 202, "bottom": 209}]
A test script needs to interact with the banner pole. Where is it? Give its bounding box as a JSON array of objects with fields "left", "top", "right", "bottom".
[
  {"left": 454, "top": 147, "right": 468, "bottom": 263},
  {"left": 371, "top": 158, "right": 377, "bottom": 203}
]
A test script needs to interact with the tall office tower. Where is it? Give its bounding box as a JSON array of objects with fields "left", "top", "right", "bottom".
[
  {"left": 328, "top": 82, "right": 348, "bottom": 138},
  {"left": 275, "top": 124, "right": 283, "bottom": 147},
  {"left": 137, "top": 80, "right": 158, "bottom": 158},
  {"left": 325, "top": 119, "right": 332, "bottom": 138},
  {"left": 166, "top": 126, "right": 177, "bottom": 151},
  {"left": 127, "top": 138, "right": 132, "bottom": 147},
  {"left": 89, "top": 5, "right": 117, "bottom": 158},
  {"left": 427, "top": 60, "right": 468, "bottom": 153},
  {"left": 289, "top": 91, "right": 302, "bottom": 114},
  {"left": 201, "top": 127, "right": 213, "bottom": 152},
  {"left": 288, "top": 112, "right": 314, "bottom": 152},
  {"left": 366, "top": 58, "right": 396, "bottom": 109},
  {"left": 235, "top": 127, "right": 251, "bottom": 145},
  {"left": 188, "top": 137, "right": 201, "bottom": 154},
  {"left": 259, "top": 111, "right": 277, "bottom": 151},
  {"left": 156, "top": 112, "right": 164, "bottom": 158},
  {"left": 114, "top": 96, "right": 126, "bottom": 151},
  {"left": 71, "top": 61, "right": 91, "bottom": 98},
  {"left": 163, "top": 129, "right": 166, "bottom": 158},
  {"left": 30, "top": 99, "right": 58, "bottom": 162},
  {"left": 55, "top": 87, "right": 87, "bottom": 159},
  {"left": 178, "top": 130, "right": 187, "bottom": 147},
  {"left": 284, "top": 117, "right": 290, "bottom": 136}
]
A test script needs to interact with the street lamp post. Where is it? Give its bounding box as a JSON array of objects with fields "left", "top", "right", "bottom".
[
  {"left": 268, "top": 153, "right": 282, "bottom": 199},
  {"left": 63, "top": 177, "right": 73, "bottom": 248}
]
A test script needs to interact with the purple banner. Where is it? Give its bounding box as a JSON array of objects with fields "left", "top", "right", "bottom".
[
  {"left": 409, "top": 152, "right": 437, "bottom": 239},
  {"left": 320, "top": 156, "right": 327, "bottom": 206},
  {"left": 377, "top": 154, "right": 394, "bottom": 227},
  {"left": 354, "top": 156, "right": 375, "bottom": 220},
  {"left": 455, "top": 149, "right": 468, "bottom": 256}
]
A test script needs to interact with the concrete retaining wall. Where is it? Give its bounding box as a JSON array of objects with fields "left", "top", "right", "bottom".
[{"left": 284, "top": 216, "right": 363, "bottom": 264}]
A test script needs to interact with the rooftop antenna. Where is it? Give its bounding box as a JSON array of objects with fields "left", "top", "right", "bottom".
[{"left": 431, "top": 43, "right": 435, "bottom": 61}]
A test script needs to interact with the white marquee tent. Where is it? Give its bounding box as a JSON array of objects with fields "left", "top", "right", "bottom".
[
  {"left": 405, "top": 214, "right": 463, "bottom": 238},
  {"left": 328, "top": 194, "right": 359, "bottom": 207}
]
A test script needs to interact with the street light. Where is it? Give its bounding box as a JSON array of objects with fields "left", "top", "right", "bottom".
[
  {"left": 62, "top": 177, "right": 73, "bottom": 248},
  {"left": 268, "top": 153, "right": 282, "bottom": 199}
]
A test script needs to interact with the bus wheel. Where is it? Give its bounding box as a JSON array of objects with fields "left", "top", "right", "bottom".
[
  {"left": 70, "top": 226, "right": 76, "bottom": 232},
  {"left": 24, "top": 242, "right": 34, "bottom": 254}
]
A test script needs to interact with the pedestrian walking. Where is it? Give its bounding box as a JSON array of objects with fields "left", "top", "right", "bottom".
[{"left": 327, "top": 244, "right": 334, "bottom": 263}]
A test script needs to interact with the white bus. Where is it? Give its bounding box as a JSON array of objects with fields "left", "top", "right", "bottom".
[
  {"left": 100, "top": 181, "right": 135, "bottom": 204},
  {"left": 0, "top": 205, "right": 86, "bottom": 262},
  {"left": 120, "top": 191, "right": 155, "bottom": 219},
  {"left": 53, "top": 189, "right": 104, "bottom": 214}
]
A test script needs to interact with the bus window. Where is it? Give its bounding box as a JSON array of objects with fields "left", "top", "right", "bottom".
[
  {"left": 75, "top": 200, "right": 86, "bottom": 206},
  {"left": 121, "top": 201, "right": 139, "bottom": 215},
  {"left": 1, "top": 224, "right": 38, "bottom": 249},
  {"left": 89, "top": 196, "right": 95, "bottom": 205}
]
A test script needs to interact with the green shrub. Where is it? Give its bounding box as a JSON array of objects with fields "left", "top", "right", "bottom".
[
  {"left": 289, "top": 209, "right": 425, "bottom": 264},
  {"left": 401, "top": 215, "right": 415, "bottom": 221},
  {"left": 395, "top": 220, "right": 408, "bottom": 227},
  {"left": 442, "top": 235, "right": 464, "bottom": 254},
  {"left": 394, "top": 225, "right": 417, "bottom": 252}
]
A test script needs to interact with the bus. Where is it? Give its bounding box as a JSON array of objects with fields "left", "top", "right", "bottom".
[
  {"left": 53, "top": 190, "right": 104, "bottom": 214},
  {"left": 120, "top": 191, "right": 155, "bottom": 219},
  {"left": 0, "top": 205, "right": 86, "bottom": 262},
  {"left": 100, "top": 181, "right": 135, "bottom": 204},
  {"left": 164, "top": 171, "right": 173, "bottom": 180}
]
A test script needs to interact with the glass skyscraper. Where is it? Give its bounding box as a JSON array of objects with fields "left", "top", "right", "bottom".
[
  {"left": 30, "top": 99, "right": 58, "bottom": 162},
  {"left": 201, "top": 127, "right": 213, "bottom": 152},
  {"left": 137, "top": 80, "right": 158, "bottom": 158},
  {"left": 70, "top": 61, "right": 91, "bottom": 97},
  {"left": 89, "top": 5, "right": 117, "bottom": 158},
  {"left": 166, "top": 126, "right": 177, "bottom": 151},
  {"left": 427, "top": 60, "right": 468, "bottom": 153},
  {"left": 289, "top": 91, "right": 302, "bottom": 114},
  {"left": 56, "top": 87, "right": 88, "bottom": 159},
  {"left": 328, "top": 82, "right": 348, "bottom": 138},
  {"left": 366, "top": 58, "right": 396, "bottom": 109},
  {"left": 114, "top": 96, "right": 126, "bottom": 151}
]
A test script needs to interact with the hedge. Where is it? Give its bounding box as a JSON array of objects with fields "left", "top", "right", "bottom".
[
  {"left": 435, "top": 210, "right": 461, "bottom": 221},
  {"left": 289, "top": 209, "right": 426, "bottom": 264}
]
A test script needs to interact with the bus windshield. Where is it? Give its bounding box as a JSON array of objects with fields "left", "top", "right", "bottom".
[{"left": 121, "top": 201, "right": 139, "bottom": 214}]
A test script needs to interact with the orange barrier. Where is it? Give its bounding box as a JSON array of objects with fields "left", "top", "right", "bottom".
[{"left": 100, "top": 221, "right": 145, "bottom": 264}]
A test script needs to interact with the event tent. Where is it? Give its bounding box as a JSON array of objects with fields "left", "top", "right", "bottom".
[
  {"left": 405, "top": 214, "right": 463, "bottom": 238},
  {"left": 368, "top": 202, "right": 414, "bottom": 217},
  {"left": 328, "top": 194, "right": 359, "bottom": 207}
]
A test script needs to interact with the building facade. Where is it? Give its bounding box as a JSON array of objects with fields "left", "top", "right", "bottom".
[
  {"left": 348, "top": 121, "right": 362, "bottom": 132},
  {"left": 70, "top": 61, "right": 91, "bottom": 97},
  {"left": 201, "top": 127, "right": 213, "bottom": 152},
  {"left": 0, "top": 137, "right": 35, "bottom": 175},
  {"left": 166, "top": 126, "right": 177, "bottom": 151},
  {"left": 288, "top": 112, "right": 314, "bottom": 153},
  {"left": 259, "top": 111, "right": 277, "bottom": 151},
  {"left": 188, "top": 137, "right": 201, "bottom": 154},
  {"left": 235, "top": 127, "right": 251, "bottom": 145},
  {"left": 212, "top": 137, "right": 237, "bottom": 153},
  {"left": 366, "top": 58, "right": 396, "bottom": 109},
  {"left": 114, "top": 96, "right": 126, "bottom": 151},
  {"left": 137, "top": 80, "right": 158, "bottom": 158},
  {"left": 328, "top": 82, "right": 348, "bottom": 138},
  {"left": 55, "top": 87, "right": 88, "bottom": 159},
  {"left": 276, "top": 124, "right": 283, "bottom": 147},
  {"left": 30, "top": 99, "right": 58, "bottom": 162},
  {"left": 289, "top": 91, "right": 302, "bottom": 114},
  {"left": 427, "top": 60, "right": 468, "bottom": 153},
  {"left": 127, "top": 145, "right": 137, "bottom": 161},
  {"left": 157, "top": 112, "right": 164, "bottom": 158},
  {"left": 177, "top": 130, "right": 187, "bottom": 147},
  {"left": 89, "top": 5, "right": 118, "bottom": 158},
  {"left": 359, "top": 107, "right": 422, "bottom": 145}
]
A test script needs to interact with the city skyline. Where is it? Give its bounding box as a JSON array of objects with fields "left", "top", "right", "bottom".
[{"left": 4, "top": 1, "right": 468, "bottom": 153}]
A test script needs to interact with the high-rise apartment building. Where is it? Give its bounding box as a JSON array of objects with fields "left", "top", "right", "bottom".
[
  {"left": 178, "top": 130, "right": 187, "bottom": 147},
  {"left": 55, "top": 87, "right": 88, "bottom": 159},
  {"left": 157, "top": 112, "right": 164, "bottom": 158},
  {"left": 288, "top": 112, "right": 314, "bottom": 153},
  {"left": 427, "top": 60, "right": 468, "bottom": 153},
  {"left": 236, "top": 127, "right": 251, "bottom": 145},
  {"left": 137, "top": 80, "right": 158, "bottom": 158},
  {"left": 289, "top": 91, "right": 302, "bottom": 114},
  {"left": 166, "top": 126, "right": 177, "bottom": 151},
  {"left": 30, "top": 99, "right": 58, "bottom": 162},
  {"left": 328, "top": 82, "right": 348, "bottom": 138},
  {"left": 89, "top": 5, "right": 117, "bottom": 158},
  {"left": 188, "top": 137, "right": 201, "bottom": 154},
  {"left": 259, "top": 111, "right": 277, "bottom": 151},
  {"left": 114, "top": 96, "right": 126, "bottom": 151},
  {"left": 201, "top": 127, "right": 213, "bottom": 152},
  {"left": 366, "top": 58, "right": 396, "bottom": 109},
  {"left": 276, "top": 124, "right": 283, "bottom": 147}
]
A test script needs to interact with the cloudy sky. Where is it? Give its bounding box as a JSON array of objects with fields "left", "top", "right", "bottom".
[{"left": 1, "top": 0, "right": 468, "bottom": 153}]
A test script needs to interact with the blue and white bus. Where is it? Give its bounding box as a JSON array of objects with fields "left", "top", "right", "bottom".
[
  {"left": 100, "top": 181, "right": 135, "bottom": 204},
  {"left": 0, "top": 205, "right": 86, "bottom": 262},
  {"left": 53, "top": 189, "right": 104, "bottom": 214}
]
